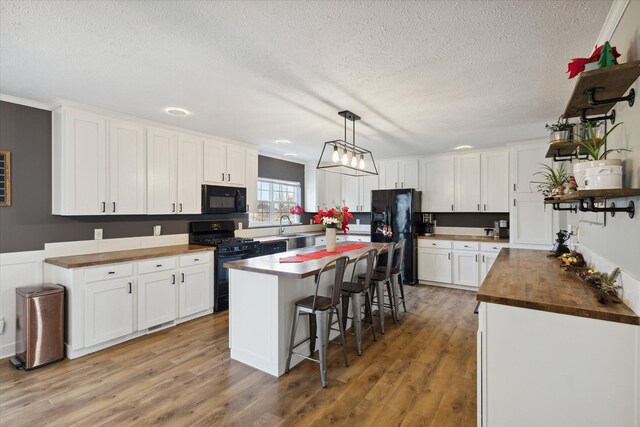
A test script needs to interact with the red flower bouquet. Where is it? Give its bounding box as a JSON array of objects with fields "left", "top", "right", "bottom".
[
  {"left": 289, "top": 205, "right": 304, "bottom": 216},
  {"left": 313, "top": 205, "right": 353, "bottom": 233}
]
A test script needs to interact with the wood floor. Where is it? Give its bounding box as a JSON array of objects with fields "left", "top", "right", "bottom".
[{"left": 0, "top": 285, "right": 478, "bottom": 426}]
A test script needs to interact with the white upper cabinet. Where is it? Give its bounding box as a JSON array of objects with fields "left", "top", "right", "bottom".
[
  {"left": 226, "top": 145, "right": 246, "bottom": 186},
  {"left": 455, "top": 153, "right": 481, "bottom": 212},
  {"left": 361, "top": 174, "right": 377, "bottom": 212},
  {"left": 147, "top": 128, "right": 178, "bottom": 214},
  {"left": 53, "top": 108, "right": 107, "bottom": 215},
  {"left": 512, "top": 143, "right": 548, "bottom": 193},
  {"left": 324, "top": 171, "right": 343, "bottom": 208},
  {"left": 378, "top": 161, "right": 398, "bottom": 189},
  {"left": 398, "top": 159, "right": 420, "bottom": 189},
  {"left": 176, "top": 135, "right": 202, "bottom": 214},
  {"left": 423, "top": 156, "right": 455, "bottom": 212},
  {"left": 245, "top": 148, "right": 258, "bottom": 213},
  {"left": 109, "top": 120, "right": 146, "bottom": 214},
  {"left": 203, "top": 139, "right": 246, "bottom": 186},
  {"left": 481, "top": 150, "right": 509, "bottom": 212},
  {"left": 342, "top": 175, "right": 360, "bottom": 211}
]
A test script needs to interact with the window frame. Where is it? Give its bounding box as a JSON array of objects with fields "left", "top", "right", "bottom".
[{"left": 250, "top": 178, "right": 302, "bottom": 226}]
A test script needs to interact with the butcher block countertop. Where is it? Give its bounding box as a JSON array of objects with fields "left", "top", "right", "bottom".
[
  {"left": 225, "top": 242, "right": 386, "bottom": 279},
  {"left": 477, "top": 248, "right": 639, "bottom": 325},
  {"left": 45, "top": 244, "right": 215, "bottom": 269},
  {"left": 417, "top": 234, "right": 509, "bottom": 243}
]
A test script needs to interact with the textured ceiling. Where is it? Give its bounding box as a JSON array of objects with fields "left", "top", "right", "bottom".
[{"left": 0, "top": 0, "right": 612, "bottom": 160}]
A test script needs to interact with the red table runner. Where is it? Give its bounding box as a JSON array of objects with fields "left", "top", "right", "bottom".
[{"left": 279, "top": 243, "right": 368, "bottom": 263}]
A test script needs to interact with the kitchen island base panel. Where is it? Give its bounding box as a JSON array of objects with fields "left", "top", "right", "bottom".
[
  {"left": 478, "top": 302, "right": 638, "bottom": 427},
  {"left": 229, "top": 267, "right": 360, "bottom": 377}
]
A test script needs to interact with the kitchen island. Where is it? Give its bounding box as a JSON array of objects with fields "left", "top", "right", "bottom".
[
  {"left": 476, "top": 249, "right": 639, "bottom": 426},
  {"left": 224, "top": 242, "right": 386, "bottom": 376}
]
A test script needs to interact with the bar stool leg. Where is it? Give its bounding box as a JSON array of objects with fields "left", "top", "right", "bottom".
[
  {"left": 341, "top": 292, "right": 350, "bottom": 331},
  {"left": 308, "top": 315, "right": 317, "bottom": 356},
  {"left": 398, "top": 273, "right": 407, "bottom": 312},
  {"left": 386, "top": 279, "right": 397, "bottom": 324},
  {"left": 364, "top": 290, "right": 376, "bottom": 342},
  {"left": 350, "top": 292, "right": 363, "bottom": 356},
  {"left": 285, "top": 308, "right": 300, "bottom": 374},
  {"left": 392, "top": 274, "right": 401, "bottom": 321},
  {"left": 315, "top": 310, "right": 329, "bottom": 387},
  {"left": 335, "top": 305, "right": 350, "bottom": 367},
  {"left": 375, "top": 280, "right": 385, "bottom": 334}
]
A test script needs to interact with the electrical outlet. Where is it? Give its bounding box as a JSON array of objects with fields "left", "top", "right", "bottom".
[
  {"left": 153, "top": 225, "right": 161, "bottom": 236},
  {"left": 94, "top": 229, "right": 103, "bottom": 240}
]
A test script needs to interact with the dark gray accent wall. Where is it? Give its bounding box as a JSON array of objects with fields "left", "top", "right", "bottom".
[
  {"left": 258, "top": 155, "right": 305, "bottom": 207},
  {"left": 430, "top": 212, "right": 510, "bottom": 228},
  {"left": 0, "top": 101, "right": 247, "bottom": 253}
]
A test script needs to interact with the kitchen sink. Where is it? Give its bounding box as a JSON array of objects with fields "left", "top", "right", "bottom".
[{"left": 265, "top": 233, "right": 318, "bottom": 249}]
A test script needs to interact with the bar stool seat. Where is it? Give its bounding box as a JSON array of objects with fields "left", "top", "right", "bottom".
[
  {"left": 341, "top": 281, "right": 364, "bottom": 293},
  {"left": 357, "top": 242, "right": 397, "bottom": 333},
  {"left": 294, "top": 295, "right": 333, "bottom": 311}
]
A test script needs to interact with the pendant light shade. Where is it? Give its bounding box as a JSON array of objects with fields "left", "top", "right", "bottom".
[{"left": 316, "top": 110, "right": 378, "bottom": 177}]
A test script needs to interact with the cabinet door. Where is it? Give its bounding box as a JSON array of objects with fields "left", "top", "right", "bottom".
[
  {"left": 481, "top": 150, "right": 509, "bottom": 212},
  {"left": 324, "top": 171, "right": 342, "bottom": 208},
  {"left": 84, "top": 278, "right": 133, "bottom": 347},
  {"left": 109, "top": 120, "right": 146, "bottom": 214},
  {"left": 179, "top": 264, "right": 211, "bottom": 318},
  {"left": 378, "top": 161, "right": 398, "bottom": 189},
  {"left": 63, "top": 109, "right": 107, "bottom": 215},
  {"left": 360, "top": 174, "right": 377, "bottom": 212},
  {"left": 418, "top": 248, "right": 452, "bottom": 283},
  {"left": 512, "top": 143, "right": 548, "bottom": 193},
  {"left": 398, "top": 159, "right": 419, "bottom": 189},
  {"left": 455, "top": 153, "right": 481, "bottom": 212},
  {"left": 226, "top": 145, "right": 246, "bottom": 186},
  {"left": 203, "top": 139, "right": 226, "bottom": 184},
  {"left": 423, "top": 157, "right": 455, "bottom": 212},
  {"left": 177, "top": 135, "right": 202, "bottom": 214},
  {"left": 147, "top": 128, "right": 177, "bottom": 214},
  {"left": 453, "top": 250, "right": 479, "bottom": 287},
  {"left": 245, "top": 149, "right": 258, "bottom": 212},
  {"left": 138, "top": 271, "right": 177, "bottom": 329},
  {"left": 480, "top": 252, "right": 499, "bottom": 284},
  {"left": 511, "top": 193, "right": 553, "bottom": 245},
  {"left": 315, "top": 169, "right": 327, "bottom": 211},
  {"left": 342, "top": 175, "right": 360, "bottom": 211}
]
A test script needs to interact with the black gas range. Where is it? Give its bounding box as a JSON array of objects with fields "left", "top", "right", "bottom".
[{"left": 189, "top": 221, "right": 261, "bottom": 312}]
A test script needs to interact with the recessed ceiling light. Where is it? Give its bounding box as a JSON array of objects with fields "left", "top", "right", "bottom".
[
  {"left": 454, "top": 145, "right": 473, "bottom": 150},
  {"left": 166, "top": 108, "right": 189, "bottom": 116},
  {"left": 283, "top": 153, "right": 297, "bottom": 157},
  {"left": 274, "top": 139, "right": 291, "bottom": 144}
]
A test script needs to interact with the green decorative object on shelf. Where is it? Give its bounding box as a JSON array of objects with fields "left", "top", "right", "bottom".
[{"left": 597, "top": 41, "right": 617, "bottom": 68}]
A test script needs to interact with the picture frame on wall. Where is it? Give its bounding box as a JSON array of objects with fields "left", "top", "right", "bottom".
[{"left": 0, "top": 150, "right": 11, "bottom": 207}]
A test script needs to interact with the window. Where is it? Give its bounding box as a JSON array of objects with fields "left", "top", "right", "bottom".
[{"left": 250, "top": 178, "right": 302, "bottom": 225}]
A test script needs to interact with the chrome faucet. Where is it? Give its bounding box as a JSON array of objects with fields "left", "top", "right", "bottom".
[{"left": 279, "top": 215, "right": 292, "bottom": 235}]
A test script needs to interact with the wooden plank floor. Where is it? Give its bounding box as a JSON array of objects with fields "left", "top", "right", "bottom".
[{"left": 0, "top": 285, "right": 478, "bottom": 426}]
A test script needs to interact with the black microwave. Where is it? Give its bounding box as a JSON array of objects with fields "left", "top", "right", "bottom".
[{"left": 201, "top": 185, "right": 247, "bottom": 214}]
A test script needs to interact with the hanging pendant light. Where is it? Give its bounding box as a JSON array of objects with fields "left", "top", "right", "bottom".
[{"left": 316, "top": 110, "right": 378, "bottom": 177}]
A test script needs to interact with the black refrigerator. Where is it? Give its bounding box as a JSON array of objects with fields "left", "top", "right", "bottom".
[{"left": 370, "top": 189, "right": 421, "bottom": 285}]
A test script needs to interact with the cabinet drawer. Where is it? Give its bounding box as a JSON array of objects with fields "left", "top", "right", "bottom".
[
  {"left": 179, "top": 252, "right": 210, "bottom": 268},
  {"left": 137, "top": 257, "right": 176, "bottom": 275},
  {"left": 315, "top": 236, "right": 326, "bottom": 245},
  {"left": 453, "top": 241, "right": 479, "bottom": 251},
  {"left": 347, "top": 235, "right": 371, "bottom": 243},
  {"left": 85, "top": 263, "right": 133, "bottom": 282},
  {"left": 418, "top": 239, "right": 452, "bottom": 249},
  {"left": 480, "top": 242, "right": 509, "bottom": 253}
]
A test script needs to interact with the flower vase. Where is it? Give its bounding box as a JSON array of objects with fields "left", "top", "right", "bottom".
[
  {"left": 292, "top": 214, "right": 300, "bottom": 224},
  {"left": 326, "top": 227, "right": 337, "bottom": 252}
]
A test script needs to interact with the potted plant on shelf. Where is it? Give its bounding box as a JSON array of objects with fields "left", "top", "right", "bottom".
[
  {"left": 572, "top": 121, "right": 629, "bottom": 190},
  {"left": 533, "top": 163, "right": 570, "bottom": 198},
  {"left": 289, "top": 205, "right": 304, "bottom": 223},
  {"left": 313, "top": 205, "right": 353, "bottom": 252},
  {"left": 545, "top": 120, "right": 575, "bottom": 143}
]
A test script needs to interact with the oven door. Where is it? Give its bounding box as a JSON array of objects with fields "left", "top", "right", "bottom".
[
  {"left": 214, "top": 248, "right": 260, "bottom": 312},
  {"left": 202, "top": 185, "right": 247, "bottom": 214}
]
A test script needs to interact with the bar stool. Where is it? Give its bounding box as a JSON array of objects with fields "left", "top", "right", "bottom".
[
  {"left": 377, "top": 239, "right": 408, "bottom": 317},
  {"left": 285, "top": 256, "right": 350, "bottom": 388},
  {"left": 340, "top": 248, "right": 378, "bottom": 356},
  {"left": 363, "top": 242, "right": 396, "bottom": 333}
]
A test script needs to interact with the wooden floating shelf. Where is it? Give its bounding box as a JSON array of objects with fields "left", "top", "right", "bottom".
[
  {"left": 544, "top": 189, "right": 640, "bottom": 204},
  {"left": 545, "top": 141, "right": 580, "bottom": 159},
  {"left": 563, "top": 60, "right": 640, "bottom": 119}
]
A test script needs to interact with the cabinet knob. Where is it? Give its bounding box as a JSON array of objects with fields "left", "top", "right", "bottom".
[
  {"left": 179, "top": 203, "right": 183, "bottom": 212},
  {"left": 128, "top": 282, "right": 132, "bottom": 294},
  {"left": 172, "top": 203, "right": 176, "bottom": 212},
  {"left": 171, "top": 274, "right": 176, "bottom": 284},
  {"left": 194, "top": 258, "right": 199, "bottom": 262},
  {"left": 112, "top": 202, "right": 116, "bottom": 212},
  {"left": 228, "top": 173, "right": 231, "bottom": 182},
  {"left": 156, "top": 264, "right": 162, "bottom": 267},
  {"left": 102, "top": 202, "right": 106, "bottom": 213}
]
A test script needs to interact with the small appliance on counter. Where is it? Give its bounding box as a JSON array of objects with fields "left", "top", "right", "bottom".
[
  {"left": 417, "top": 213, "right": 435, "bottom": 236},
  {"left": 493, "top": 220, "right": 509, "bottom": 239},
  {"left": 551, "top": 230, "right": 571, "bottom": 255}
]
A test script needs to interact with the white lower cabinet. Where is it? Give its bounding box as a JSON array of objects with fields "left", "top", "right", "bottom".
[
  {"left": 84, "top": 278, "right": 134, "bottom": 347},
  {"left": 137, "top": 270, "right": 177, "bottom": 330},
  {"left": 480, "top": 252, "right": 499, "bottom": 283},
  {"left": 45, "top": 250, "right": 213, "bottom": 359},
  {"left": 453, "top": 250, "right": 479, "bottom": 287},
  {"left": 418, "top": 247, "right": 452, "bottom": 283}
]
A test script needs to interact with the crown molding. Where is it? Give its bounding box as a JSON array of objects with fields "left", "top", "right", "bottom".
[
  {"left": 595, "top": 0, "right": 629, "bottom": 46},
  {"left": 0, "top": 93, "right": 51, "bottom": 111}
]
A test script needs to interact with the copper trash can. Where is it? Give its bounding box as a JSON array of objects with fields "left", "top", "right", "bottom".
[{"left": 10, "top": 283, "right": 65, "bottom": 370}]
